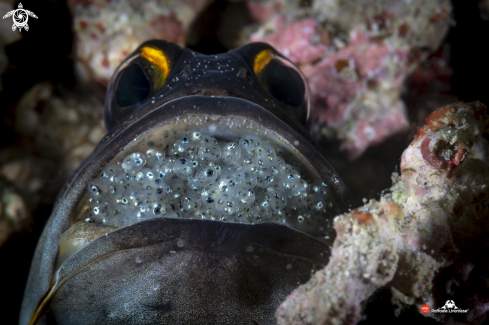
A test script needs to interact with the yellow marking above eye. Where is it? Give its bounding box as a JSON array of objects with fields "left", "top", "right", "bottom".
[
  {"left": 253, "top": 49, "right": 275, "bottom": 74},
  {"left": 141, "top": 46, "right": 170, "bottom": 90}
]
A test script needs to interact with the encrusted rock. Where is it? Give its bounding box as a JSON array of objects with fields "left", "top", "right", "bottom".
[
  {"left": 249, "top": 0, "right": 452, "bottom": 159},
  {"left": 70, "top": 0, "right": 212, "bottom": 84},
  {"left": 0, "top": 176, "right": 29, "bottom": 247},
  {"left": 276, "top": 101, "right": 489, "bottom": 324}
]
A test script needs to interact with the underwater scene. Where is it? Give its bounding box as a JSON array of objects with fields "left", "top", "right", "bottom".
[{"left": 1, "top": 0, "right": 489, "bottom": 324}]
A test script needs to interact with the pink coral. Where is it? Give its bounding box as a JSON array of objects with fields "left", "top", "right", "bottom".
[
  {"left": 252, "top": 17, "right": 329, "bottom": 65},
  {"left": 250, "top": 0, "right": 452, "bottom": 159}
]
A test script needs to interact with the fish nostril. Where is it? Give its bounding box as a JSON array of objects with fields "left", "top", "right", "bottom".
[
  {"left": 237, "top": 67, "right": 247, "bottom": 79},
  {"left": 183, "top": 64, "right": 192, "bottom": 79},
  {"left": 192, "top": 89, "right": 205, "bottom": 95},
  {"left": 191, "top": 88, "right": 230, "bottom": 96}
]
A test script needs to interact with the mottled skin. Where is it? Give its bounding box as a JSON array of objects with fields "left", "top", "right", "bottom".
[{"left": 20, "top": 41, "right": 354, "bottom": 325}]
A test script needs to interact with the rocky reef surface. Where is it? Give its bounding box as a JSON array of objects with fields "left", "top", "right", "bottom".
[
  {"left": 248, "top": 0, "right": 452, "bottom": 159},
  {"left": 70, "top": 0, "right": 213, "bottom": 84},
  {"left": 276, "top": 101, "right": 489, "bottom": 324}
]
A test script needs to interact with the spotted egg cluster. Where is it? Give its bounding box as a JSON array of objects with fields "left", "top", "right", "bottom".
[{"left": 81, "top": 132, "right": 334, "bottom": 234}]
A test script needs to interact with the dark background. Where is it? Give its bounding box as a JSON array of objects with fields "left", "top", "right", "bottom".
[{"left": 0, "top": 0, "right": 488, "bottom": 324}]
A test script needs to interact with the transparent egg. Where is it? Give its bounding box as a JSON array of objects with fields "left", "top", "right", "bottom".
[
  {"left": 190, "top": 131, "right": 202, "bottom": 142},
  {"left": 253, "top": 188, "right": 269, "bottom": 207},
  {"left": 235, "top": 168, "right": 257, "bottom": 188},
  {"left": 142, "top": 178, "right": 167, "bottom": 203},
  {"left": 127, "top": 190, "right": 146, "bottom": 210},
  {"left": 166, "top": 178, "right": 185, "bottom": 200},
  {"left": 256, "top": 141, "right": 276, "bottom": 168},
  {"left": 219, "top": 214, "right": 236, "bottom": 222},
  {"left": 215, "top": 192, "right": 239, "bottom": 215},
  {"left": 134, "top": 168, "right": 156, "bottom": 186},
  {"left": 181, "top": 191, "right": 202, "bottom": 212},
  {"left": 306, "top": 193, "right": 328, "bottom": 213},
  {"left": 281, "top": 168, "right": 302, "bottom": 196},
  {"left": 285, "top": 208, "right": 317, "bottom": 231},
  {"left": 284, "top": 164, "right": 301, "bottom": 179},
  {"left": 122, "top": 152, "right": 146, "bottom": 171},
  {"left": 117, "top": 171, "right": 134, "bottom": 190},
  {"left": 139, "top": 201, "right": 167, "bottom": 218},
  {"left": 90, "top": 200, "right": 115, "bottom": 223},
  {"left": 250, "top": 204, "right": 272, "bottom": 222},
  {"left": 112, "top": 191, "right": 134, "bottom": 214},
  {"left": 169, "top": 135, "right": 198, "bottom": 157},
  {"left": 221, "top": 142, "right": 242, "bottom": 164},
  {"left": 197, "top": 207, "right": 221, "bottom": 221},
  {"left": 198, "top": 140, "right": 222, "bottom": 163},
  {"left": 239, "top": 135, "right": 262, "bottom": 156},
  {"left": 271, "top": 156, "right": 286, "bottom": 176},
  {"left": 237, "top": 188, "right": 255, "bottom": 207},
  {"left": 239, "top": 157, "right": 259, "bottom": 174},
  {"left": 153, "top": 159, "right": 174, "bottom": 181},
  {"left": 283, "top": 177, "right": 308, "bottom": 198},
  {"left": 173, "top": 158, "right": 195, "bottom": 181},
  {"left": 236, "top": 208, "right": 253, "bottom": 224},
  {"left": 194, "top": 166, "right": 219, "bottom": 184},
  {"left": 187, "top": 178, "right": 203, "bottom": 193},
  {"left": 145, "top": 148, "right": 165, "bottom": 168},
  {"left": 311, "top": 181, "right": 330, "bottom": 196},
  {"left": 87, "top": 181, "right": 104, "bottom": 199},
  {"left": 287, "top": 191, "right": 308, "bottom": 210},
  {"left": 216, "top": 172, "right": 241, "bottom": 193},
  {"left": 266, "top": 188, "right": 287, "bottom": 213},
  {"left": 152, "top": 201, "right": 167, "bottom": 216},
  {"left": 164, "top": 198, "right": 184, "bottom": 214},
  {"left": 99, "top": 164, "right": 121, "bottom": 186},
  {"left": 167, "top": 211, "right": 183, "bottom": 219},
  {"left": 206, "top": 161, "right": 222, "bottom": 176},
  {"left": 104, "top": 182, "right": 125, "bottom": 201},
  {"left": 255, "top": 169, "right": 272, "bottom": 188},
  {"left": 200, "top": 134, "right": 219, "bottom": 146},
  {"left": 201, "top": 183, "right": 220, "bottom": 210}
]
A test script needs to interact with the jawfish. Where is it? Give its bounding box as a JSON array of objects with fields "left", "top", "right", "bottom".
[{"left": 20, "top": 41, "right": 354, "bottom": 325}]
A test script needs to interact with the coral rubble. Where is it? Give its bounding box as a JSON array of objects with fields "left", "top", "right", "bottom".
[
  {"left": 276, "top": 101, "right": 489, "bottom": 324},
  {"left": 70, "top": 0, "right": 212, "bottom": 84},
  {"left": 249, "top": 0, "right": 452, "bottom": 159},
  {"left": 0, "top": 83, "right": 106, "bottom": 240},
  {"left": 0, "top": 176, "right": 29, "bottom": 247}
]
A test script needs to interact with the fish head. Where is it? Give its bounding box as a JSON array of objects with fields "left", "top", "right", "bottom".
[{"left": 21, "top": 41, "right": 354, "bottom": 325}]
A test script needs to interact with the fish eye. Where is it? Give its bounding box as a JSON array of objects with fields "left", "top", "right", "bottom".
[
  {"left": 261, "top": 58, "right": 305, "bottom": 107},
  {"left": 250, "top": 46, "right": 311, "bottom": 124},
  {"left": 115, "top": 63, "right": 151, "bottom": 107},
  {"left": 105, "top": 41, "right": 182, "bottom": 130}
]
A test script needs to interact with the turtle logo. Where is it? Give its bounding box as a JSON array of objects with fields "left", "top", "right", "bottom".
[{"left": 2, "top": 3, "right": 38, "bottom": 32}]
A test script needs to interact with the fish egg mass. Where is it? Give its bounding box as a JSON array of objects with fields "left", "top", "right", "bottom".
[{"left": 80, "top": 132, "right": 334, "bottom": 235}]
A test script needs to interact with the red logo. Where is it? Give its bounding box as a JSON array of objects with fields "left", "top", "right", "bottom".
[{"left": 421, "top": 304, "right": 430, "bottom": 313}]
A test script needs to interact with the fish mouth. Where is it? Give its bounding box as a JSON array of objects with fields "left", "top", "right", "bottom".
[
  {"left": 24, "top": 95, "right": 353, "bottom": 325},
  {"left": 54, "top": 95, "right": 353, "bottom": 270},
  {"left": 35, "top": 218, "right": 331, "bottom": 325}
]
